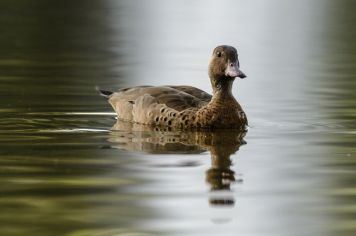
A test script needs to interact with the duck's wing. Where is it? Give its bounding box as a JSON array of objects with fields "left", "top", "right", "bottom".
[
  {"left": 107, "top": 86, "right": 211, "bottom": 125},
  {"left": 167, "top": 86, "right": 212, "bottom": 103},
  {"left": 109, "top": 86, "right": 211, "bottom": 112}
]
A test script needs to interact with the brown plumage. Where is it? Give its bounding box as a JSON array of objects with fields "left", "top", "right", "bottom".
[{"left": 100, "top": 45, "right": 248, "bottom": 129}]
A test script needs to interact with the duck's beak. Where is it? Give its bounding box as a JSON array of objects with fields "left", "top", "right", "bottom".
[{"left": 225, "top": 62, "right": 247, "bottom": 79}]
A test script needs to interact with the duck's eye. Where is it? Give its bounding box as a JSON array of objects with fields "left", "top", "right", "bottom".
[{"left": 216, "top": 51, "right": 222, "bottom": 57}]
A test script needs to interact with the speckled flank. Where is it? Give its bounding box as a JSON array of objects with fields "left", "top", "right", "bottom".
[{"left": 106, "top": 45, "right": 248, "bottom": 130}]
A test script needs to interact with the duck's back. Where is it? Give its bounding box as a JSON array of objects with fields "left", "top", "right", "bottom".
[{"left": 107, "top": 85, "right": 212, "bottom": 126}]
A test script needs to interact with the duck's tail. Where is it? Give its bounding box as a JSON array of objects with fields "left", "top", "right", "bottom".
[{"left": 96, "top": 86, "right": 113, "bottom": 99}]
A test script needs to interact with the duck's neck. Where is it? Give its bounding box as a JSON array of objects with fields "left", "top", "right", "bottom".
[{"left": 210, "top": 77, "right": 236, "bottom": 102}]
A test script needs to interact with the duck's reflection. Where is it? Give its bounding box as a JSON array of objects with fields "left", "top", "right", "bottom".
[{"left": 108, "top": 120, "right": 247, "bottom": 206}]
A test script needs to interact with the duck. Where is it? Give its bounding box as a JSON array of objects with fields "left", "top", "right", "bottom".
[{"left": 99, "top": 45, "right": 248, "bottom": 129}]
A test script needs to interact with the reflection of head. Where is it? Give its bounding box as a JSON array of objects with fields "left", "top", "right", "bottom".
[
  {"left": 204, "top": 129, "right": 244, "bottom": 198},
  {"left": 209, "top": 198, "right": 235, "bottom": 206}
]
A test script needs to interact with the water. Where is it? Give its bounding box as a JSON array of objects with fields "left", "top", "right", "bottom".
[{"left": 1, "top": 0, "right": 356, "bottom": 235}]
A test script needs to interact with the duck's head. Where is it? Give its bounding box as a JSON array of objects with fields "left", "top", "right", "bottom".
[{"left": 208, "top": 46, "right": 246, "bottom": 87}]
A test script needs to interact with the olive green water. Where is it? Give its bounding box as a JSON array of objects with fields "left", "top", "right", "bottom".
[{"left": 1, "top": 0, "right": 356, "bottom": 235}]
